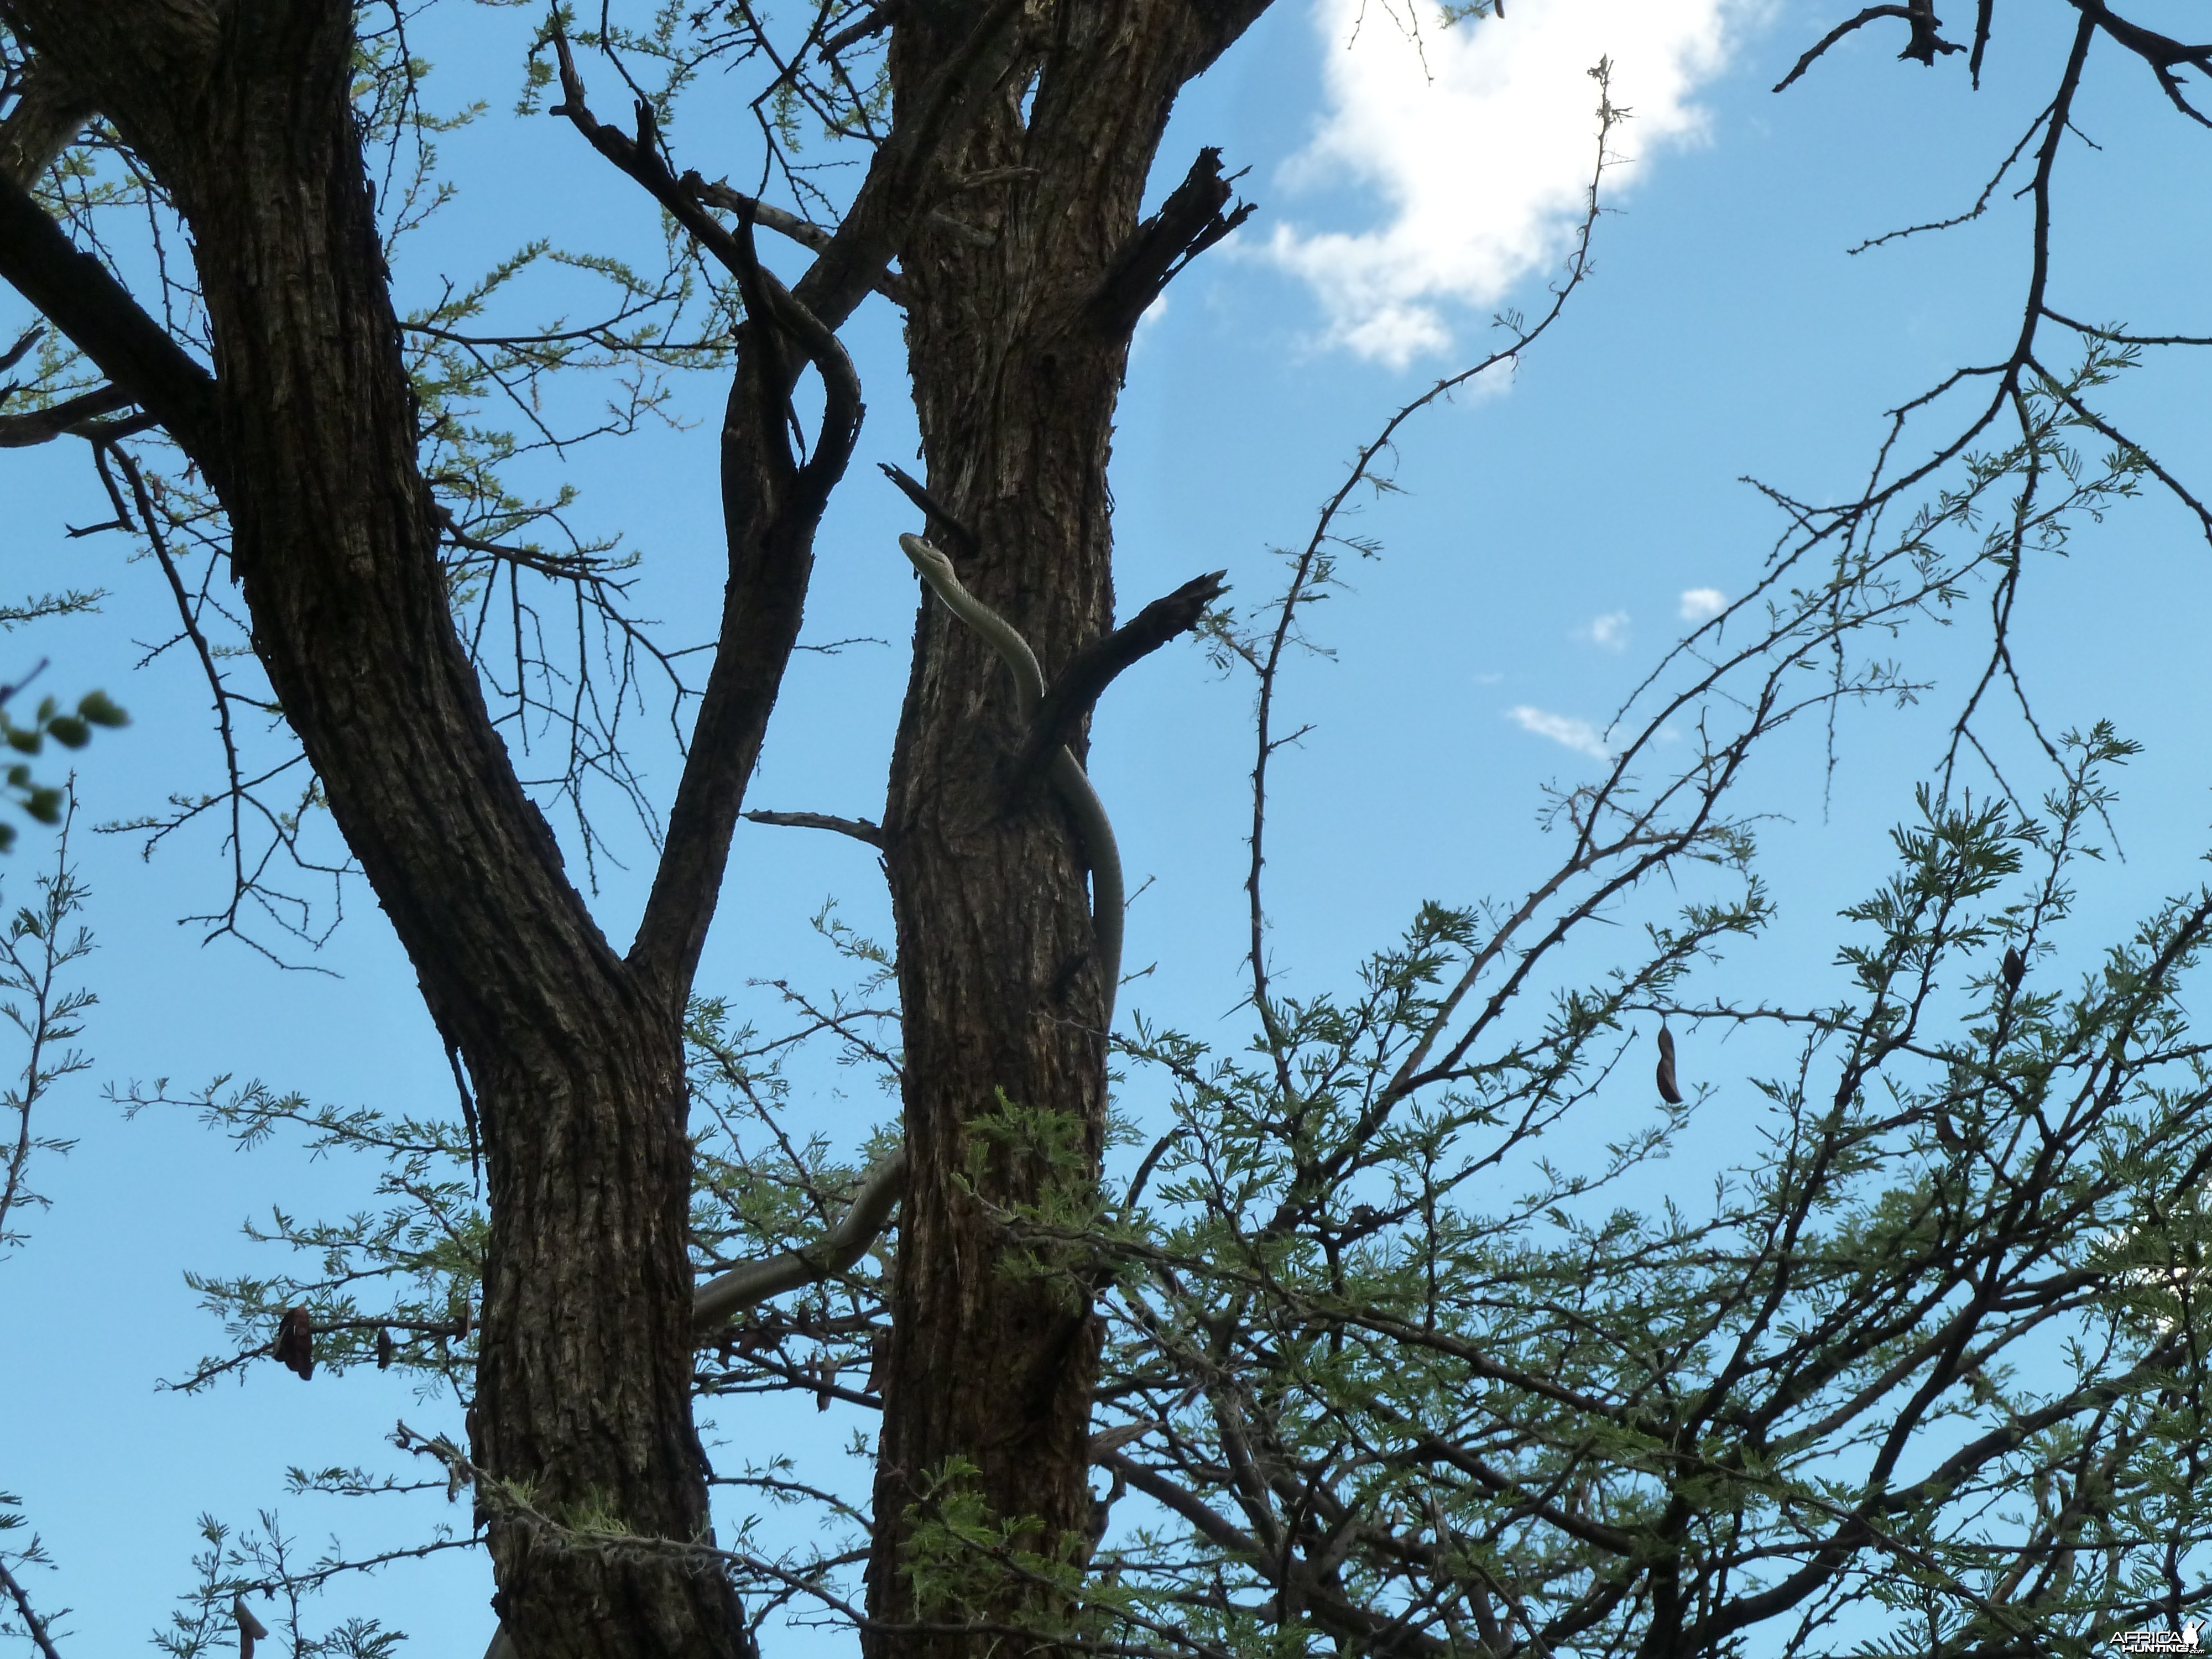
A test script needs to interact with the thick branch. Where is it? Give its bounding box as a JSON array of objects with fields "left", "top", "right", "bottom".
[
  {"left": 743, "top": 809, "right": 884, "bottom": 848},
  {"left": 0, "top": 380, "right": 136, "bottom": 446},
  {"left": 818, "top": 0, "right": 904, "bottom": 59},
  {"left": 1016, "top": 568, "right": 1228, "bottom": 784},
  {"left": 687, "top": 176, "right": 909, "bottom": 306},
  {"left": 0, "top": 54, "right": 94, "bottom": 187},
  {"left": 691, "top": 1148, "right": 907, "bottom": 1329},
  {"left": 542, "top": 13, "right": 1039, "bottom": 1004},
  {"left": 878, "top": 460, "right": 978, "bottom": 558},
  {"left": 0, "top": 168, "right": 222, "bottom": 474},
  {"left": 1086, "top": 147, "right": 1254, "bottom": 337},
  {"left": 546, "top": 36, "right": 871, "bottom": 1001},
  {"left": 786, "top": 0, "right": 1026, "bottom": 324},
  {"left": 2069, "top": 0, "right": 2212, "bottom": 125}
]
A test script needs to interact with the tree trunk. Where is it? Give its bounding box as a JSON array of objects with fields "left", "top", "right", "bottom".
[
  {"left": 1, "top": 6, "right": 750, "bottom": 1653},
  {"left": 2, "top": 1, "right": 1270, "bottom": 1652},
  {"left": 868, "top": 1, "right": 1267, "bottom": 1651}
]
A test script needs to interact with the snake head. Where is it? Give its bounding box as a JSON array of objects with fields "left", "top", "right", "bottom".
[{"left": 898, "top": 533, "right": 956, "bottom": 585}]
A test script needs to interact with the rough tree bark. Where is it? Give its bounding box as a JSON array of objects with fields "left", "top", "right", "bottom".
[
  {"left": 0, "top": 7, "right": 753, "bottom": 1652},
  {"left": 869, "top": 4, "right": 1262, "bottom": 1649},
  {"left": 0, "top": 0, "right": 1264, "bottom": 1653}
]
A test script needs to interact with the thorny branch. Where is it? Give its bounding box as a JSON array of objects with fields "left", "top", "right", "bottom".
[{"left": 12, "top": 4, "right": 2212, "bottom": 1652}]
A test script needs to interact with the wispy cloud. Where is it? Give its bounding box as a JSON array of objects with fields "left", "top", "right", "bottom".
[
  {"left": 1583, "top": 609, "right": 1631, "bottom": 651},
  {"left": 1678, "top": 586, "right": 1726, "bottom": 622},
  {"left": 1266, "top": 0, "right": 1743, "bottom": 364},
  {"left": 1132, "top": 293, "right": 1171, "bottom": 354},
  {"left": 1507, "top": 705, "right": 1612, "bottom": 759}
]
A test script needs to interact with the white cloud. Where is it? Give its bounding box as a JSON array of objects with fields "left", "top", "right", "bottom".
[
  {"left": 1132, "top": 293, "right": 1171, "bottom": 353},
  {"left": 1678, "top": 586, "right": 1727, "bottom": 622},
  {"left": 1507, "top": 704, "right": 1612, "bottom": 758},
  {"left": 1583, "top": 609, "right": 1631, "bottom": 651},
  {"left": 1266, "top": 0, "right": 1743, "bottom": 364}
]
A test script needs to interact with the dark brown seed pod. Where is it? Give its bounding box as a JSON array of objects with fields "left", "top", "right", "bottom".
[
  {"left": 273, "top": 1307, "right": 314, "bottom": 1381},
  {"left": 1655, "top": 1024, "right": 1684, "bottom": 1106}
]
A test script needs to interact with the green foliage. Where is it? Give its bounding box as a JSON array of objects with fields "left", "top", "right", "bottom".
[
  {"left": 1065, "top": 731, "right": 2212, "bottom": 1657},
  {"left": 0, "top": 811, "right": 95, "bottom": 1652},
  {"left": 9, "top": 3, "right": 2207, "bottom": 1650},
  {"left": 150, "top": 1514, "right": 412, "bottom": 1659},
  {"left": 897, "top": 1457, "right": 1099, "bottom": 1632},
  {"left": 0, "top": 1490, "right": 61, "bottom": 1650},
  {"left": 0, "top": 814, "right": 94, "bottom": 1256},
  {"left": 118, "top": 1074, "right": 489, "bottom": 1396},
  {"left": 0, "top": 687, "right": 125, "bottom": 853},
  {"left": 957, "top": 1088, "right": 1136, "bottom": 1299},
  {"left": 114, "top": 323, "right": 2212, "bottom": 1652}
]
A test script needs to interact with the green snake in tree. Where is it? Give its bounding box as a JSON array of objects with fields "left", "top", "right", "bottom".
[
  {"left": 894, "top": 530, "right": 1125, "bottom": 1017},
  {"left": 484, "top": 536, "right": 1140, "bottom": 1657},
  {"left": 688, "top": 533, "right": 1123, "bottom": 1328}
]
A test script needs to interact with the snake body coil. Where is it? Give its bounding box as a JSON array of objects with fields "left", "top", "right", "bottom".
[
  {"left": 484, "top": 538, "right": 1129, "bottom": 1654},
  {"left": 898, "top": 531, "right": 1125, "bottom": 1024},
  {"left": 686, "top": 534, "right": 1124, "bottom": 1336}
]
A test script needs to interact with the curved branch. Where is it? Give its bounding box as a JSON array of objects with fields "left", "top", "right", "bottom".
[
  {"left": 547, "top": 36, "right": 872, "bottom": 1002},
  {"left": 0, "top": 53, "right": 93, "bottom": 188},
  {"left": 2068, "top": 0, "right": 2212, "bottom": 126},
  {"left": 692, "top": 1147, "right": 909, "bottom": 1330},
  {"left": 1772, "top": 5, "right": 1958, "bottom": 93},
  {"left": 786, "top": 0, "right": 1026, "bottom": 323},
  {"left": 0, "top": 381, "right": 135, "bottom": 446}
]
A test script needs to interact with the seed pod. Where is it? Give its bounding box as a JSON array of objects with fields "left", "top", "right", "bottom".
[
  {"left": 233, "top": 1596, "right": 270, "bottom": 1659},
  {"left": 1655, "top": 1024, "right": 1684, "bottom": 1106},
  {"left": 273, "top": 1307, "right": 314, "bottom": 1381}
]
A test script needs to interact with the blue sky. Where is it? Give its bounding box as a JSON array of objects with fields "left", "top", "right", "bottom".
[{"left": 6, "top": 0, "right": 2212, "bottom": 1650}]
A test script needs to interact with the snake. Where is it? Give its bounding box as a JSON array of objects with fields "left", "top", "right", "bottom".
[
  {"left": 687, "top": 533, "right": 1124, "bottom": 1332},
  {"left": 478, "top": 540, "right": 1130, "bottom": 1655},
  {"left": 897, "top": 530, "right": 1124, "bottom": 1023}
]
